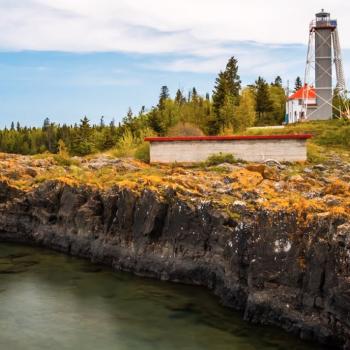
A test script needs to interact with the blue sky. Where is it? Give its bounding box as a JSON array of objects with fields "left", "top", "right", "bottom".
[{"left": 0, "top": 0, "right": 349, "bottom": 128}]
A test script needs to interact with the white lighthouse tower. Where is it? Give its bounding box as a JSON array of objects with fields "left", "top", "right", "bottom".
[{"left": 303, "top": 10, "right": 348, "bottom": 120}]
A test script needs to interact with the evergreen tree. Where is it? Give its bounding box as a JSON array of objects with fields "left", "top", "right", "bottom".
[
  {"left": 211, "top": 56, "right": 241, "bottom": 134},
  {"left": 192, "top": 87, "right": 198, "bottom": 101},
  {"left": 139, "top": 106, "right": 146, "bottom": 115},
  {"left": 42, "top": 120, "right": 56, "bottom": 153},
  {"left": 43, "top": 118, "right": 50, "bottom": 130},
  {"left": 224, "top": 57, "right": 241, "bottom": 97},
  {"left": 187, "top": 90, "right": 192, "bottom": 102},
  {"left": 148, "top": 108, "right": 166, "bottom": 135},
  {"left": 294, "top": 76, "right": 303, "bottom": 92},
  {"left": 175, "top": 89, "right": 185, "bottom": 105},
  {"left": 127, "top": 108, "right": 133, "bottom": 119},
  {"left": 100, "top": 116, "right": 105, "bottom": 128},
  {"left": 273, "top": 76, "right": 283, "bottom": 87},
  {"left": 10, "top": 122, "right": 15, "bottom": 131},
  {"left": 219, "top": 95, "right": 235, "bottom": 133},
  {"left": 71, "top": 116, "right": 94, "bottom": 155},
  {"left": 158, "top": 86, "right": 169, "bottom": 110},
  {"left": 254, "top": 77, "right": 273, "bottom": 124},
  {"left": 80, "top": 116, "right": 91, "bottom": 137}
]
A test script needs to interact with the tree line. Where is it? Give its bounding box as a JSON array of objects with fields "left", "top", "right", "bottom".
[{"left": 0, "top": 56, "right": 293, "bottom": 156}]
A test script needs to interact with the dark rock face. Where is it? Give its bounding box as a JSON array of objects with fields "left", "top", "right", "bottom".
[
  {"left": 0, "top": 181, "right": 22, "bottom": 203},
  {"left": 0, "top": 180, "right": 349, "bottom": 349}
]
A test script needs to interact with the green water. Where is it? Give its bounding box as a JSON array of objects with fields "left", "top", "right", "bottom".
[{"left": 0, "top": 243, "right": 322, "bottom": 350}]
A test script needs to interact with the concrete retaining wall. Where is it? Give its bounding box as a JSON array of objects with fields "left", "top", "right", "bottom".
[{"left": 146, "top": 136, "right": 311, "bottom": 163}]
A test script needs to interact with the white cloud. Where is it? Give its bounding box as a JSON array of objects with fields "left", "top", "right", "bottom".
[
  {"left": 0, "top": 0, "right": 349, "bottom": 53},
  {"left": 0, "top": 0, "right": 348, "bottom": 76}
]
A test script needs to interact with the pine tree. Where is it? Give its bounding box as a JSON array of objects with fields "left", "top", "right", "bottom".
[
  {"left": 148, "top": 108, "right": 166, "bottom": 135},
  {"left": 294, "top": 76, "right": 303, "bottom": 92},
  {"left": 175, "top": 89, "right": 185, "bottom": 105},
  {"left": 219, "top": 95, "right": 235, "bottom": 133},
  {"left": 192, "top": 87, "right": 198, "bottom": 101},
  {"left": 211, "top": 56, "right": 241, "bottom": 134},
  {"left": 139, "top": 106, "right": 146, "bottom": 115},
  {"left": 273, "top": 76, "right": 283, "bottom": 87},
  {"left": 158, "top": 86, "right": 169, "bottom": 110},
  {"left": 224, "top": 57, "right": 241, "bottom": 97},
  {"left": 211, "top": 71, "right": 227, "bottom": 134},
  {"left": 43, "top": 118, "right": 50, "bottom": 130},
  {"left": 187, "top": 90, "right": 192, "bottom": 102},
  {"left": 100, "top": 116, "right": 105, "bottom": 128},
  {"left": 79, "top": 116, "right": 91, "bottom": 139},
  {"left": 254, "top": 77, "right": 273, "bottom": 124},
  {"left": 124, "top": 107, "right": 133, "bottom": 124},
  {"left": 71, "top": 116, "right": 94, "bottom": 155},
  {"left": 10, "top": 122, "right": 15, "bottom": 131}
]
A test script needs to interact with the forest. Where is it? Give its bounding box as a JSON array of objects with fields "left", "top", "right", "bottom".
[{"left": 0, "top": 57, "right": 295, "bottom": 157}]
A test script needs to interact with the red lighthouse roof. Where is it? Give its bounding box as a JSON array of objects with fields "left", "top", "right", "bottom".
[{"left": 288, "top": 84, "right": 316, "bottom": 100}]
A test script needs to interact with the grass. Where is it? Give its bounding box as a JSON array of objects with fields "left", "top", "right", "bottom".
[
  {"left": 206, "top": 153, "right": 237, "bottom": 166},
  {"left": 306, "top": 143, "right": 327, "bottom": 163},
  {"left": 52, "top": 154, "right": 80, "bottom": 167},
  {"left": 243, "top": 119, "right": 350, "bottom": 146},
  {"left": 241, "top": 120, "right": 350, "bottom": 163},
  {"left": 134, "top": 142, "right": 150, "bottom": 163}
]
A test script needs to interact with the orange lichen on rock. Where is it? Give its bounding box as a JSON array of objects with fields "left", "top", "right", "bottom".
[
  {"left": 231, "top": 169, "right": 264, "bottom": 191},
  {"left": 325, "top": 178, "right": 350, "bottom": 196},
  {"left": 0, "top": 152, "right": 349, "bottom": 220}
]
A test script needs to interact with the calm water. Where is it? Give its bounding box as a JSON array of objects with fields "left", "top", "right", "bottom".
[{"left": 0, "top": 243, "right": 322, "bottom": 350}]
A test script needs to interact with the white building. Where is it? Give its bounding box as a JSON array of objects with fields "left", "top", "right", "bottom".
[{"left": 286, "top": 84, "right": 316, "bottom": 124}]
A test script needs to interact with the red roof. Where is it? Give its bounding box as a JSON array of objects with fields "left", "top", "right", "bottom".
[
  {"left": 145, "top": 134, "right": 312, "bottom": 142},
  {"left": 288, "top": 84, "right": 316, "bottom": 100}
]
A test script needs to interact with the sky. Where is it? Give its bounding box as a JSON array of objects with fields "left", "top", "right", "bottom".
[{"left": 0, "top": 0, "right": 350, "bottom": 128}]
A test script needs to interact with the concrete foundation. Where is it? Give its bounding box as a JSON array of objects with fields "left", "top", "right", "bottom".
[{"left": 145, "top": 135, "right": 312, "bottom": 163}]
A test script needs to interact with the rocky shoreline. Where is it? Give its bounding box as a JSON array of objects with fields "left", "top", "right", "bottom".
[{"left": 0, "top": 179, "right": 349, "bottom": 349}]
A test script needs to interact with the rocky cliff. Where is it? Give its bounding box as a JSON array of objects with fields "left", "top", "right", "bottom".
[{"left": 0, "top": 178, "right": 349, "bottom": 349}]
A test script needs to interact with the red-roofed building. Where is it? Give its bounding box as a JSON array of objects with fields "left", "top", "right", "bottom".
[{"left": 286, "top": 84, "right": 317, "bottom": 123}]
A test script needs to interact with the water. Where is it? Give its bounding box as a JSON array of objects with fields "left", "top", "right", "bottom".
[{"left": 0, "top": 243, "right": 322, "bottom": 350}]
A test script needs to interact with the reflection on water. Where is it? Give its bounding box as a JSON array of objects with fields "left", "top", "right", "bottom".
[{"left": 0, "top": 243, "right": 322, "bottom": 350}]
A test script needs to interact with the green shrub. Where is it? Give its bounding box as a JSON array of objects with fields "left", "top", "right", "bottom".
[
  {"left": 134, "top": 142, "right": 150, "bottom": 163},
  {"left": 307, "top": 143, "right": 326, "bottom": 163},
  {"left": 167, "top": 122, "right": 204, "bottom": 136},
  {"left": 206, "top": 152, "right": 237, "bottom": 166},
  {"left": 53, "top": 154, "right": 79, "bottom": 167}
]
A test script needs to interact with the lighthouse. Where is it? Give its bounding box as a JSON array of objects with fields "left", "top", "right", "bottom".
[{"left": 302, "top": 10, "right": 347, "bottom": 120}]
